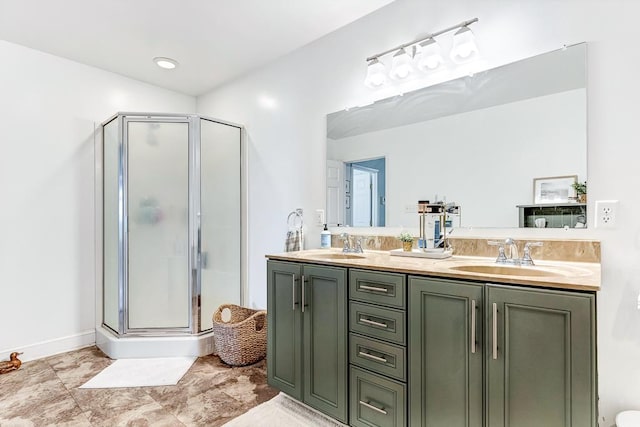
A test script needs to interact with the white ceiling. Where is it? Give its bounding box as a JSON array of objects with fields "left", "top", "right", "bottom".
[{"left": 0, "top": 0, "right": 394, "bottom": 96}]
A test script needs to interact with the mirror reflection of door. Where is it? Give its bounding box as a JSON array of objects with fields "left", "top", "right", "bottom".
[
  {"left": 352, "top": 167, "right": 375, "bottom": 226},
  {"left": 347, "top": 158, "right": 385, "bottom": 227}
]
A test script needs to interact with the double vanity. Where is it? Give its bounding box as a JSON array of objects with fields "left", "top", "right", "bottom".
[
  {"left": 295, "top": 39, "right": 596, "bottom": 427},
  {"left": 266, "top": 241, "right": 599, "bottom": 426}
]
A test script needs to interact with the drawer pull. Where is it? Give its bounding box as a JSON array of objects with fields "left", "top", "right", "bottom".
[
  {"left": 359, "top": 400, "right": 388, "bottom": 415},
  {"left": 302, "top": 275, "right": 306, "bottom": 313},
  {"left": 360, "top": 284, "right": 388, "bottom": 293},
  {"left": 492, "top": 302, "right": 498, "bottom": 360},
  {"left": 358, "top": 351, "right": 387, "bottom": 363},
  {"left": 360, "top": 317, "right": 388, "bottom": 328},
  {"left": 471, "top": 299, "right": 476, "bottom": 354},
  {"left": 292, "top": 275, "right": 296, "bottom": 311}
]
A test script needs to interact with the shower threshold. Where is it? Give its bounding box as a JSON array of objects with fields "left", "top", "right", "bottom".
[{"left": 96, "top": 326, "right": 216, "bottom": 359}]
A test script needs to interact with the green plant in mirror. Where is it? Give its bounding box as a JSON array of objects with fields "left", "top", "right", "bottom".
[
  {"left": 398, "top": 232, "right": 414, "bottom": 242},
  {"left": 572, "top": 181, "right": 587, "bottom": 195}
]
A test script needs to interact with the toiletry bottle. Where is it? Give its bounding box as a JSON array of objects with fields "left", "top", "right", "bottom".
[{"left": 320, "top": 224, "right": 331, "bottom": 249}]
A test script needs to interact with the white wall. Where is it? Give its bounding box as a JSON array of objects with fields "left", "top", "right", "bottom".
[
  {"left": 328, "top": 89, "right": 586, "bottom": 228},
  {"left": 0, "top": 40, "right": 195, "bottom": 361},
  {"left": 197, "top": 0, "right": 640, "bottom": 423}
]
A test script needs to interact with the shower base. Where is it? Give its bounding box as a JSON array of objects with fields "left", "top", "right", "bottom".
[{"left": 96, "top": 326, "right": 216, "bottom": 359}]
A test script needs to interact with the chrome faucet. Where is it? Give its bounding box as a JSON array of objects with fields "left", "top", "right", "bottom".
[
  {"left": 488, "top": 238, "right": 543, "bottom": 265},
  {"left": 340, "top": 232, "right": 364, "bottom": 253},
  {"left": 504, "top": 237, "right": 519, "bottom": 262},
  {"left": 521, "top": 241, "right": 543, "bottom": 266}
]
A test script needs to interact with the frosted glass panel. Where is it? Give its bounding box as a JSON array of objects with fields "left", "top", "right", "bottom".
[
  {"left": 127, "top": 121, "right": 190, "bottom": 329},
  {"left": 103, "top": 119, "right": 120, "bottom": 331},
  {"left": 200, "top": 119, "right": 241, "bottom": 330}
]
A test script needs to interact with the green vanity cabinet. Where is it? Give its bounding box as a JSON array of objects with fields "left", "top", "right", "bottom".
[
  {"left": 267, "top": 261, "right": 303, "bottom": 399},
  {"left": 486, "top": 284, "right": 596, "bottom": 427},
  {"left": 409, "top": 277, "right": 596, "bottom": 427},
  {"left": 409, "top": 277, "right": 484, "bottom": 427},
  {"left": 266, "top": 260, "right": 348, "bottom": 423},
  {"left": 349, "top": 269, "right": 407, "bottom": 427}
]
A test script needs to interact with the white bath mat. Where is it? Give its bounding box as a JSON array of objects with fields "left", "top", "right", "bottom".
[
  {"left": 223, "top": 393, "right": 344, "bottom": 426},
  {"left": 79, "top": 357, "right": 196, "bottom": 388}
]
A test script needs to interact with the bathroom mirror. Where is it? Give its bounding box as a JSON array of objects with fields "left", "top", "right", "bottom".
[{"left": 326, "top": 43, "right": 587, "bottom": 229}]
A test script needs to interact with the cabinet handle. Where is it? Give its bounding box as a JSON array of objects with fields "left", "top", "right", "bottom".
[
  {"left": 492, "top": 302, "right": 498, "bottom": 360},
  {"left": 301, "top": 275, "right": 306, "bottom": 313},
  {"left": 360, "top": 284, "right": 388, "bottom": 293},
  {"left": 292, "top": 275, "right": 296, "bottom": 311},
  {"left": 471, "top": 299, "right": 477, "bottom": 354},
  {"left": 359, "top": 400, "right": 387, "bottom": 415},
  {"left": 360, "top": 317, "right": 388, "bottom": 328},
  {"left": 358, "top": 351, "right": 388, "bottom": 363}
]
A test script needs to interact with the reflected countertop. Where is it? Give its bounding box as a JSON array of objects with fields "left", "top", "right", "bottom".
[{"left": 266, "top": 249, "right": 600, "bottom": 292}]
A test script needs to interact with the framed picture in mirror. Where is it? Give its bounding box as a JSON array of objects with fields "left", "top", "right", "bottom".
[{"left": 533, "top": 175, "right": 577, "bottom": 204}]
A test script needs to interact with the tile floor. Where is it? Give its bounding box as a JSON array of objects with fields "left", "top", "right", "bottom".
[{"left": 0, "top": 346, "right": 278, "bottom": 426}]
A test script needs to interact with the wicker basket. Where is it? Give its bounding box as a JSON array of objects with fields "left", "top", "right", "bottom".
[{"left": 212, "top": 304, "right": 267, "bottom": 366}]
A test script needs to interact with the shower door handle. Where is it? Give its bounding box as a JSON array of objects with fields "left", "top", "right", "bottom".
[{"left": 195, "top": 212, "right": 202, "bottom": 270}]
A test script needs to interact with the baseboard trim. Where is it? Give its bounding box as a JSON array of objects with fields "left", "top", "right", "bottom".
[{"left": 0, "top": 330, "right": 96, "bottom": 362}]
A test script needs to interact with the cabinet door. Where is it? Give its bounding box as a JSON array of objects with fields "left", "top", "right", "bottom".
[
  {"left": 302, "top": 264, "right": 348, "bottom": 423},
  {"left": 409, "top": 277, "right": 483, "bottom": 427},
  {"left": 486, "top": 285, "right": 596, "bottom": 427},
  {"left": 266, "top": 261, "right": 303, "bottom": 400}
]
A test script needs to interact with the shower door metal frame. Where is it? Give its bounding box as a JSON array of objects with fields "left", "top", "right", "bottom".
[{"left": 121, "top": 114, "right": 197, "bottom": 335}]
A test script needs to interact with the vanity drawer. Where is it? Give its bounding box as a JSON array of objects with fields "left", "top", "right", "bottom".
[
  {"left": 350, "top": 333, "right": 406, "bottom": 382},
  {"left": 350, "top": 269, "right": 406, "bottom": 309},
  {"left": 350, "top": 366, "right": 406, "bottom": 427},
  {"left": 350, "top": 302, "right": 406, "bottom": 345}
]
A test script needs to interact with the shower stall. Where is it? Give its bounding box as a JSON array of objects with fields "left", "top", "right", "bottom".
[{"left": 95, "top": 113, "right": 245, "bottom": 358}]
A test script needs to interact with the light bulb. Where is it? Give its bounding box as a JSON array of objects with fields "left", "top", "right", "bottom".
[
  {"left": 415, "top": 38, "right": 443, "bottom": 72},
  {"left": 389, "top": 48, "right": 414, "bottom": 80},
  {"left": 364, "top": 58, "right": 387, "bottom": 88},
  {"left": 450, "top": 26, "right": 479, "bottom": 64}
]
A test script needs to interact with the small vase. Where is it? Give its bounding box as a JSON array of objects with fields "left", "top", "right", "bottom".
[
  {"left": 578, "top": 194, "right": 587, "bottom": 203},
  {"left": 402, "top": 241, "right": 413, "bottom": 252}
]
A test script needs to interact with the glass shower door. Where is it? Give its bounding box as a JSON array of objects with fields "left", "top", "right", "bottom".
[
  {"left": 102, "top": 118, "right": 120, "bottom": 332},
  {"left": 126, "top": 120, "right": 190, "bottom": 330},
  {"left": 199, "top": 118, "right": 242, "bottom": 331}
]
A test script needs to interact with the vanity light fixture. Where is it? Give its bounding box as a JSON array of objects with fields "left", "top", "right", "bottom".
[
  {"left": 364, "top": 17, "right": 479, "bottom": 87},
  {"left": 364, "top": 58, "right": 387, "bottom": 88},
  {"left": 414, "top": 38, "right": 443, "bottom": 71},
  {"left": 450, "top": 25, "right": 479, "bottom": 63},
  {"left": 389, "top": 48, "right": 414, "bottom": 80},
  {"left": 153, "top": 56, "right": 179, "bottom": 69}
]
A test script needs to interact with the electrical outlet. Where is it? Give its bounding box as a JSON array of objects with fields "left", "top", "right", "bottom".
[
  {"left": 315, "top": 209, "right": 325, "bottom": 226},
  {"left": 595, "top": 200, "right": 618, "bottom": 228}
]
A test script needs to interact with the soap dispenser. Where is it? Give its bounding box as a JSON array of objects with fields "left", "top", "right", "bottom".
[{"left": 320, "top": 224, "right": 331, "bottom": 249}]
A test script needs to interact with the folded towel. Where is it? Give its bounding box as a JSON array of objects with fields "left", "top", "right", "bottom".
[{"left": 285, "top": 229, "right": 303, "bottom": 252}]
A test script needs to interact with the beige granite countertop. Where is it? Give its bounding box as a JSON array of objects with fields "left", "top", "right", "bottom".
[{"left": 266, "top": 249, "right": 600, "bottom": 292}]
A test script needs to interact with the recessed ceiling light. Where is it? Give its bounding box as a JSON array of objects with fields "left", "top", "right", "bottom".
[{"left": 153, "top": 57, "right": 178, "bottom": 70}]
